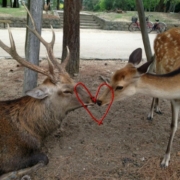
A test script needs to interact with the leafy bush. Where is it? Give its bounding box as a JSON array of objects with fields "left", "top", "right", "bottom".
[
  {"left": 99, "top": 0, "right": 105, "bottom": 11},
  {"left": 94, "top": 3, "right": 100, "bottom": 11},
  {"left": 59, "top": 3, "right": 64, "bottom": 9},
  {"left": 84, "top": 0, "right": 136, "bottom": 11}
]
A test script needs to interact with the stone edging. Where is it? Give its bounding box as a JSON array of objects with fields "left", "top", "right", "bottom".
[
  {"left": 0, "top": 15, "right": 176, "bottom": 30},
  {"left": 93, "top": 15, "right": 176, "bottom": 31},
  {"left": 0, "top": 16, "right": 61, "bottom": 28}
]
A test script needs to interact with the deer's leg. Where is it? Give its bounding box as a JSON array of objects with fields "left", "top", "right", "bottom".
[
  {"left": 0, "top": 152, "right": 48, "bottom": 180},
  {"left": 154, "top": 98, "right": 162, "bottom": 114},
  {"left": 161, "top": 99, "right": 180, "bottom": 168},
  {"left": 20, "top": 152, "right": 49, "bottom": 169},
  {"left": 0, "top": 163, "right": 44, "bottom": 180},
  {"left": 147, "top": 98, "right": 162, "bottom": 120},
  {"left": 147, "top": 98, "right": 156, "bottom": 120}
]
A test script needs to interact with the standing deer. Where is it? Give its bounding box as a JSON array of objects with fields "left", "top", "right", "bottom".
[
  {"left": 147, "top": 27, "right": 180, "bottom": 120},
  {"left": 96, "top": 47, "right": 180, "bottom": 168},
  {"left": 0, "top": 5, "right": 93, "bottom": 180}
]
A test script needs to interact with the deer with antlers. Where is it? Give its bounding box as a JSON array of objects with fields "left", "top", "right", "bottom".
[
  {"left": 0, "top": 5, "right": 93, "bottom": 180},
  {"left": 96, "top": 41, "right": 180, "bottom": 168}
]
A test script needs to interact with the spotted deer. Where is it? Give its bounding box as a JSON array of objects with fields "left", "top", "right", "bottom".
[
  {"left": 0, "top": 5, "right": 93, "bottom": 180},
  {"left": 148, "top": 27, "right": 180, "bottom": 120},
  {"left": 96, "top": 46, "right": 180, "bottom": 168}
]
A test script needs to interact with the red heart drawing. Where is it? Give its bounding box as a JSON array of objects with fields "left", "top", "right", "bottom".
[{"left": 74, "top": 82, "right": 114, "bottom": 125}]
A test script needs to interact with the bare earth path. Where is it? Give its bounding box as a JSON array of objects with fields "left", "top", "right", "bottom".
[{"left": 1, "top": 59, "right": 180, "bottom": 180}]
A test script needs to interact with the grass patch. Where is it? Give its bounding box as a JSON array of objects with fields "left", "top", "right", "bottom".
[
  {"left": 0, "top": 7, "right": 26, "bottom": 17},
  {"left": 0, "top": 8, "right": 179, "bottom": 25},
  {"left": 89, "top": 11, "right": 180, "bottom": 24}
]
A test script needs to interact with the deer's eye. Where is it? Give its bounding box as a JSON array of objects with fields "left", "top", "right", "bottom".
[
  {"left": 115, "top": 86, "right": 123, "bottom": 90},
  {"left": 63, "top": 90, "right": 73, "bottom": 94}
]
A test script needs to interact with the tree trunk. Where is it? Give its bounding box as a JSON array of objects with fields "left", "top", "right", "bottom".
[
  {"left": 62, "top": 0, "right": 80, "bottom": 76},
  {"left": 13, "top": 0, "right": 19, "bottom": 8},
  {"left": 173, "top": 4, "right": 177, "bottom": 12},
  {"left": 10, "top": 0, "right": 12, "bottom": 7},
  {"left": 57, "top": 0, "right": 60, "bottom": 10},
  {"left": 135, "top": 0, "right": 152, "bottom": 63},
  {"left": 2, "top": 0, "right": 7, "bottom": 7},
  {"left": 155, "top": 0, "right": 165, "bottom": 12},
  {"left": 80, "top": 0, "right": 83, "bottom": 10},
  {"left": 167, "top": 0, "right": 173, "bottom": 12},
  {"left": 24, "top": 0, "right": 43, "bottom": 93}
]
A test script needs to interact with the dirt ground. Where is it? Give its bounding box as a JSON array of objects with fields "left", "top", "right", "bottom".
[{"left": 1, "top": 58, "right": 180, "bottom": 180}]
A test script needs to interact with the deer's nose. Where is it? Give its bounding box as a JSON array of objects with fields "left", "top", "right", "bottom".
[{"left": 96, "top": 100, "right": 102, "bottom": 106}]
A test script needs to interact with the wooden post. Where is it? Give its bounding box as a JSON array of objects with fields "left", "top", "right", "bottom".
[
  {"left": 24, "top": 0, "right": 43, "bottom": 93},
  {"left": 135, "top": 0, "right": 153, "bottom": 62},
  {"left": 62, "top": 0, "right": 80, "bottom": 76}
]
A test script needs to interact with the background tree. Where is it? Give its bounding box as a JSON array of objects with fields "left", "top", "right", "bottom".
[
  {"left": 82, "top": 0, "right": 180, "bottom": 12},
  {"left": 136, "top": 0, "right": 153, "bottom": 63},
  {"left": 80, "top": 0, "right": 83, "bottom": 10},
  {"left": 57, "top": 0, "right": 60, "bottom": 10},
  {"left": 24, "top": 0, "right": 43, "bottom": 93},
  {"left": 143, "top": 0, "right": 160, "bottom": 11},
  {"left": 12, "top": 0, "right": 19, "bottom": 8},
  {"left": 2, "top": 0, "right": 7, "bottom": 7},
  {"left": 83, "top": 0, "right": 99, "bottom": 11},
  {"left": 167, "top": 0, "right": 180, "bottom": 12},
  {"left": 62, "top": 0, "right": 81, "bottom": 76},
  {"left": 155, "top": 0, "right": 165, "bottom": 11}
]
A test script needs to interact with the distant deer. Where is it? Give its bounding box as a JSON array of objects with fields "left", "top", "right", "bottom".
[
  {"left": 0, "top": 5, "right": 93, "bottom": 180},
  {"left": 96, "top": 47, "right": 180, "bottom": 168},
  {"left": 44, "top": 2, "right": 50, "bottom": 14},
  {"left": 147, "top": 27, "right": 180, "bottom": 120}
]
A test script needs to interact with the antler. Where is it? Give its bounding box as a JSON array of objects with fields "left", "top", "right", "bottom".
[
  {"left": 0, "top": 24, "right": 55, "bottom": 81},
  {"left": 23, "top": 3, "right": 68, "bottom": 73},
  {"left": 0, "top": 3, "right": 70, "bottom": 83}
]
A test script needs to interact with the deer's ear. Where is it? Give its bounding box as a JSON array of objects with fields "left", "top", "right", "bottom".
[
  {"left": 137, "top": 59, "right": 154, "bottom": 74},
  {"left": 128, "top": 48, "right": 142, "bottom": 66},
  {"left": 26, "top": 86, "right": 50, "bottom": 99}
]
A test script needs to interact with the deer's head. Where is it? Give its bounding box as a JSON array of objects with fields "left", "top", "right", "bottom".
[
  {"left": 97, "top": 48, "right": 153, "bottom": 106},
  {"left": 0, "top": 5, "right": 93, "bottom": 116}
]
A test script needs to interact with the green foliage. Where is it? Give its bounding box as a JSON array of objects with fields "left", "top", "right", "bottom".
[
  {"left": 83, "top": 0, "right": 100, "bottom": 11},
  {"left": 84, "top": 0, "right": 136, "bottom": 11},
  {"left": 83, "top": 0, "right": 180, "bottom": 12},
  {"left": 94, "top": 3, "right": 100, "bottom": 11},
  {"left": 101, "top": 0, "right": 114, "bottom": 10},
  {"left": 0, "top": 7, "right": 26, "bottom": 16},
  {"left": 99, "top": 0, "right": 105, "bottom": 10},
  {"left": 143, "top": 0, "right": 160, "bottom": 11},
  {"left": 60, "top": 3, "right": 64, "bottom": 9}
]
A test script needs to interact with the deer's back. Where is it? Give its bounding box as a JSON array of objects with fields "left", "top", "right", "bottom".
[{"left": 154, "top": 28, "right": 180, "bottom": 74}]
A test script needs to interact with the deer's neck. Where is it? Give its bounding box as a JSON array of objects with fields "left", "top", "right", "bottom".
[
  {"left": 137, "top": 71, "right": 180, "bottom": 99},
  {"left": 24, "top": 97, "right": 64, "bottom": 138}
]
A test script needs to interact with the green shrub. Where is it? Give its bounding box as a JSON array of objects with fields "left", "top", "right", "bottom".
[
  {"left": 59, "top": 3, "right": 64, "bottom": 9},
  {"left": 99, "top": 0, "right": 106, "bottom": 11},
  {"left": 94, "top": 3, "right": 100, "bottom": 11}
]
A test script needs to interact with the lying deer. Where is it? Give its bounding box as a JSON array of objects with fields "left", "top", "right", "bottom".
[
  {"left": 0, "top": 5, "right": 93, "bottom": 180},
  {"left": 96, "top": 47, "right": 180, "bottom": 167},
  {"left": 147, "top": 27, "right": 180, "bottom": 120}
]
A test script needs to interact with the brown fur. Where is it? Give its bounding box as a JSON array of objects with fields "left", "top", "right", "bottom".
[
  {"left": 0, "top": 5, "right": 93, "bottom": 177},
  {"left": 98, "top": 43, "right": 180, "bottom": 167},
  {"left": 0, "top": 75, "right": 92, "bottom": 176},
  {"left": 154, "top": 27, "right": 180, "bottom": 73},
  {"left": 147, "top": 28, "right": 180, "bottom": 119}
]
